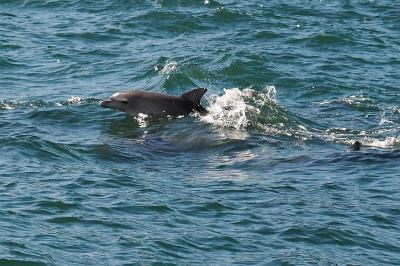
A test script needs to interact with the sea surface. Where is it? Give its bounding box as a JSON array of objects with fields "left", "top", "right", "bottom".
[{"left": 1, "top": 0, "right": 400, "bottom": 265}]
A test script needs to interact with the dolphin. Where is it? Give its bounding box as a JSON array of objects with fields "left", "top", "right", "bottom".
[
  {"left": 351, "top": 141, "right": 362, "bottom": 151},
  {"left": 100, "top": 88, "right": 207, "bottom": 116}
]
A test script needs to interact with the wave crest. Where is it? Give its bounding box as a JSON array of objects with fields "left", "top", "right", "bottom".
[
  {"left": 201, "top": 86, "right": 277, "bottom": 130},
  {"left": 200, "top": 86, "right": 400, "bottom": 149}
]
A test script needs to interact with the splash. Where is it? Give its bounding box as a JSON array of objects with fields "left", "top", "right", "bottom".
[
  {"left": 366, "top": 136, "right": 400, "bottom": 148},
  {"left": 0, "top": 99, "right": 47, "bottom": 109},
  {"left": 199, "top": 87, "right": 400, "bottom": 149},
  {"left": 340, "top": 94, "right": 374, "bottom": 105},
  {"left": 0, "top": 97, "right": 99, "bottom": 111},
  {"left": 0, "top": 100, "right": 17, "bottom": 110},
  {"left": 200, "top": 86, "right": 277, "bottom": 130},
  {"left": 66, "top": 96, "right": 82, "bottom": 105},
  {"left": 159, "top": 61, "right": 177, "bottom": 74},
  {"left": 135, "top": 113, "right": 149, "bottom": 128}
]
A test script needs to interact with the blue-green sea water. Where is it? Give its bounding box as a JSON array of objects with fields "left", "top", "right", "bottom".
[{"left": 1, "top": 0, "right": 400, "bottom": 265}]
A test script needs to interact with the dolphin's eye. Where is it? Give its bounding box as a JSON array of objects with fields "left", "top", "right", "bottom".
[{"left": 122, "top": 100, "right": 128, "bottom": 104}]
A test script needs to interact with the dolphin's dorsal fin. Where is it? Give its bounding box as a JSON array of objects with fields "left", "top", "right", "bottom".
[{"left": 180, "top": 88, "right": 207, "bottom": 105}]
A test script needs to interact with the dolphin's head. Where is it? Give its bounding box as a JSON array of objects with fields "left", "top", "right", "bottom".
[{"left": 100, "top": 91, "right": 137, "bottom": 113}]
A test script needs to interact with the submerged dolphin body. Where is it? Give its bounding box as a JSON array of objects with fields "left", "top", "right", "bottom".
[{"left": 100, "top": 88, "right": 207, "bottom": 116}]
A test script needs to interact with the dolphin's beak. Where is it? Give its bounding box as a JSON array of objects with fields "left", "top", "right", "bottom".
[{"left": 100, "top": 100, "right": 112, "bottom": 108}]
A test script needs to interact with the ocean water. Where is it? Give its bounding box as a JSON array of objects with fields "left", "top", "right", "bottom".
[{"left": 1, "top": 0, "right": 400, "bottom": 264}]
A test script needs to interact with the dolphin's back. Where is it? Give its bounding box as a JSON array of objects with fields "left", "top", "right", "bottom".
[
  {"left": 130, "top": 91, "right": 190, "bottom": 116},
  {"left": 102, "top": 88, "right": 207, "bottom": 116}
]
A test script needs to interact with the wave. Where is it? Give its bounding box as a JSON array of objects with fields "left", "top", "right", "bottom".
[
  {"left": 0, "top": 97, "right": 99, "bottom": 110},
  {"left": 0, "top": 135, "right": 85, "bottom": 163},
  {"left": 201, "top": 86, "right": 276, "bottom": 130},
  {"left": 1, "top": 90, "right": 398, "bottom": 149},
  {"left": 156, "top": 61, "right": 178, "bottom": 75},
  {"left": 200, "top": 87, "right": 400, "bottom": 149}
]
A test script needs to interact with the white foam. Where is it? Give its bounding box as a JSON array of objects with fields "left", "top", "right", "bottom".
[
  {"left": 344, "top": 136, "right": 400, "bottom": 149},
  {"left": 66, "top": 96, "right": 82, "bottom": 104},
  {"left": 316, "top": 94, "right": 374, "bottom": 107},
  {"left": 0, "top": 102, "right": 15, "bottom": 110},
  {"left": 201, "top": 87, "right": 399, "bottom": 149},
  {"left": 367, "top": 136, "right": 400, "bottom": 148},
  {"left": 341, "top": 94, "right": 373, "bottom": 105},
  {"left": 200, "top": 86, "right": 277, "bottom": 130},
  {"left": 160, "top": 61, "right": 177, "bottom": 74},
  {"left": 135, "top": 113, "right": 149, "bottom": 128},
  {"left": 201, "top": 88, "right": 257, "bottom": 130}
]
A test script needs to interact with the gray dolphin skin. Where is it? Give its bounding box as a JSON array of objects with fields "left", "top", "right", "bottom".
[{"left": 100, "top": 88, "right": 207, "bottom": 116}]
